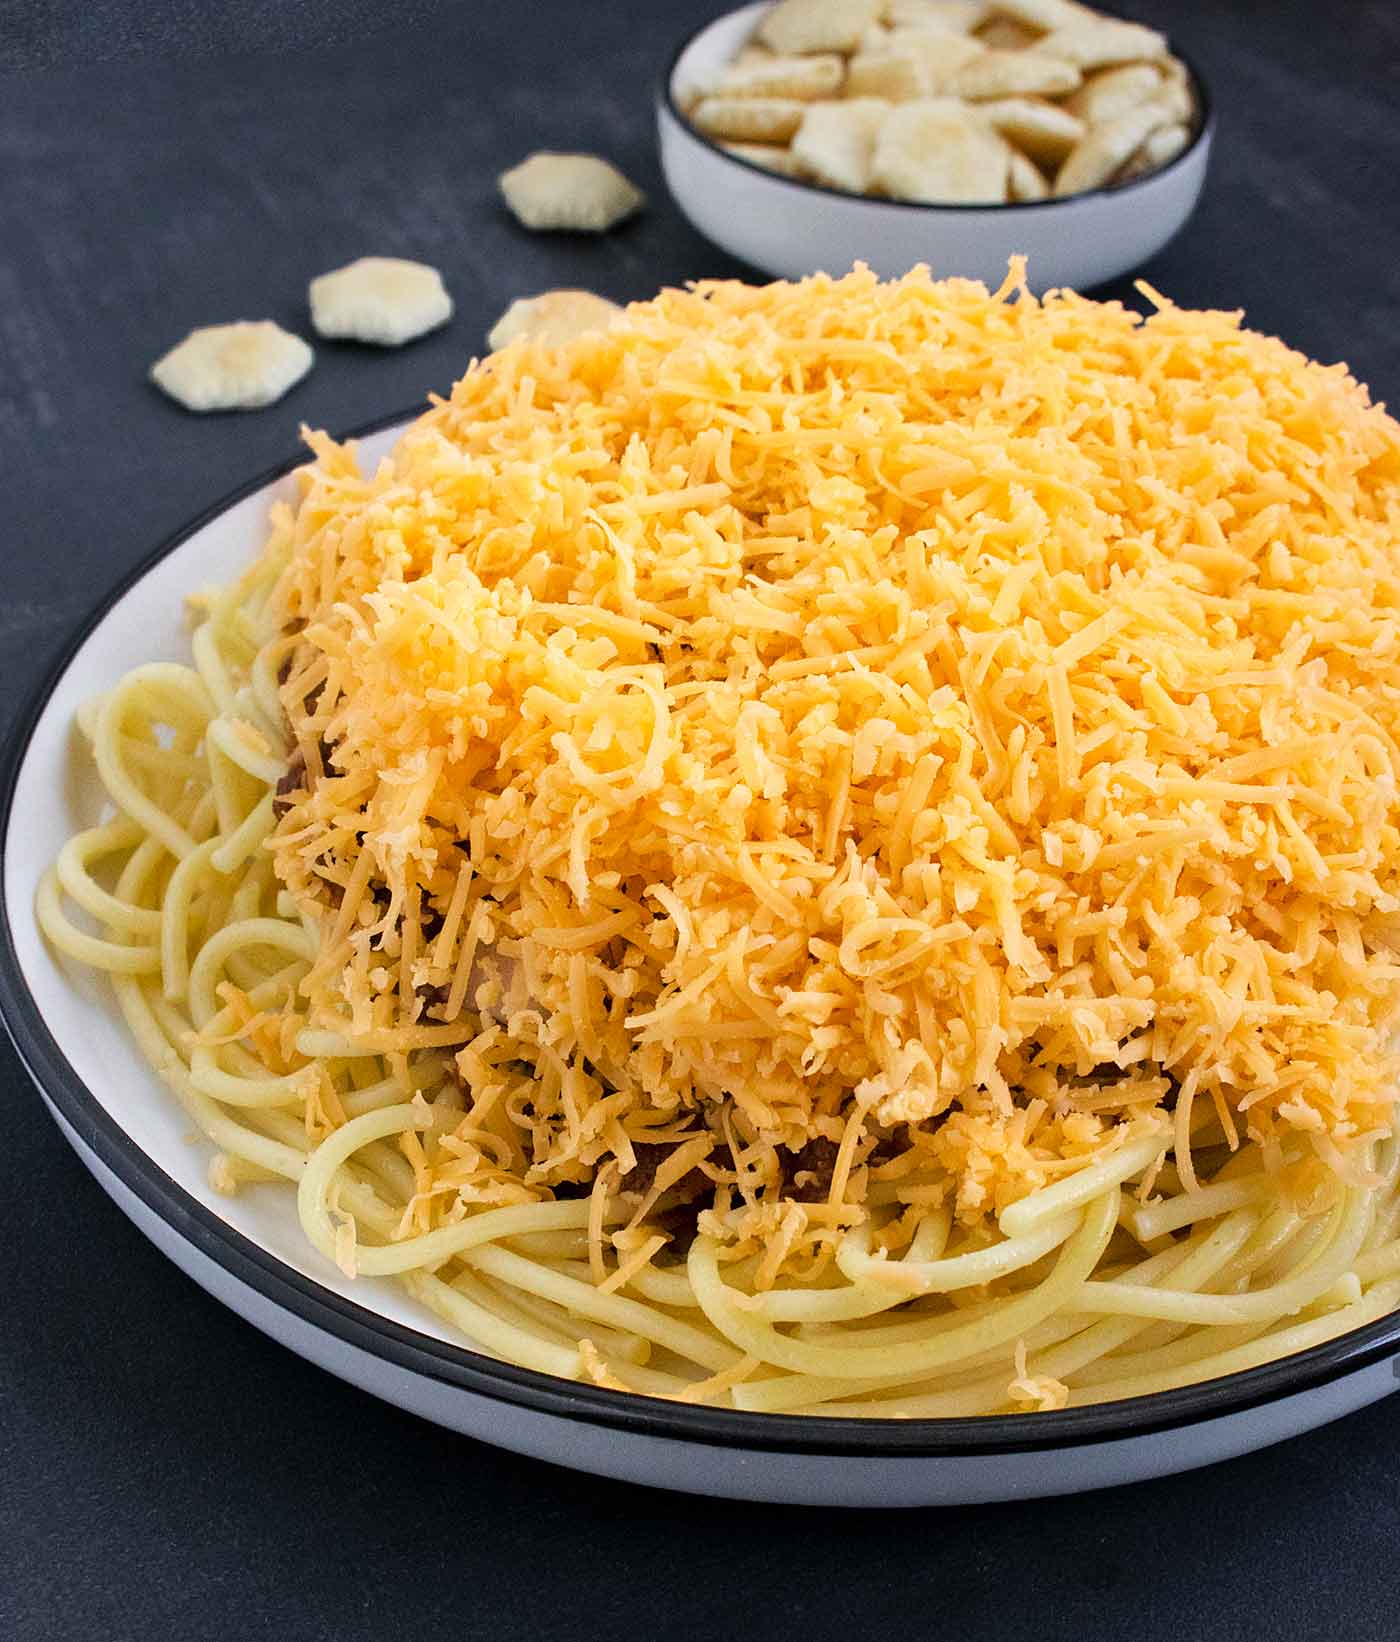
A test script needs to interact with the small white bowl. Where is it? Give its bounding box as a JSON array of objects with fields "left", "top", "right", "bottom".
[{"left": 657, "top": 2, "right": 1214, "bottom": 290}]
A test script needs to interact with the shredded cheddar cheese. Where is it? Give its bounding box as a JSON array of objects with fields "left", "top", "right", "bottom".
[{"left": 267, "top": 261, "right": 1400, "bottom": 1232}]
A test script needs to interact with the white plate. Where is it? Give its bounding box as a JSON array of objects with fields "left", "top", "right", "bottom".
[
  {"left": 4, "top": 416, "right": 1399, "bottom": 1506},
  {"left": 657, "top": 3, "right": 1214, "bottom": 289}
]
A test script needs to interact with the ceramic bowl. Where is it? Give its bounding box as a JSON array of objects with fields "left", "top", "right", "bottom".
[{"left": 657, "top": 2, "right": 1214, "bottom": 289}]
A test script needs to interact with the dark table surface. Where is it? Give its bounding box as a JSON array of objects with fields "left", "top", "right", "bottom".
[{"left": 4, "top": 2, "right": 1400, "bottom": 1637}]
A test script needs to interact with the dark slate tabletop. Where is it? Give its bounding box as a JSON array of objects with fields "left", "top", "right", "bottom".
[{"left": 3, "top": 2, "right": 1400, "bottom": 1637}]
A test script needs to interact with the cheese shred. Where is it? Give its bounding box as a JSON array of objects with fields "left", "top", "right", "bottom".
[
  {"left": 42, "top": 262, "right": 1400, "bottom": 1414},
  {"left": 269, "top": 262, "right": 1400, "bottom": 1235}
]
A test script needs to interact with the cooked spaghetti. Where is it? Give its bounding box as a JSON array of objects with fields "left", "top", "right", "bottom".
[{"left": 39, "top": 263, "right": 1400, "bottom": 1415}]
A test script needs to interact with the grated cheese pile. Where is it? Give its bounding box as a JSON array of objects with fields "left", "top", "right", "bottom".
[{"left": 268, "top": 262, "right": 1400, "bottom": 1227}]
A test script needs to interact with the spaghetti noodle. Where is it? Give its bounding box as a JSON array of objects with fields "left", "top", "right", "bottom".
[{"left": 38, "top": 263, "right": 1400, "bottom": 1413}]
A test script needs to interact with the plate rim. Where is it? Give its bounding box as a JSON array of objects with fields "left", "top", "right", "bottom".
[{"left": 4, "top": 409, "right": 1400, "bottom": 1460}]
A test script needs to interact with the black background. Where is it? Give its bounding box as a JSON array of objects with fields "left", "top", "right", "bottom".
[{"left": 4, "top": 2, "right": 1400, "bottom": 1636}]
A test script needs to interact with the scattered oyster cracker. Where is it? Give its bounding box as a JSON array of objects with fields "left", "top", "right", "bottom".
[
  {"left": 499, "top": 152, "right": 645, "bottom": 232},
  {"left": 309, "top": 256, "right": 453, "bottom": 346},
  {"left": 149, "top": 321, "right": 313, "bottom": 413},
  {"left": 487, "top": 290, "right": 623, "bottom": 352}
]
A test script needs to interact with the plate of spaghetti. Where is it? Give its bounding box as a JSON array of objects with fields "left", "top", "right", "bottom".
[{"left": 8, "top": 262, "right": 1400, "bottom": 1507}]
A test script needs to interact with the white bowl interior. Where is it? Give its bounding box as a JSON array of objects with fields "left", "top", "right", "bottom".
[{"left": 5, "top": 420, "right": 480, "bottom": 1355}]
